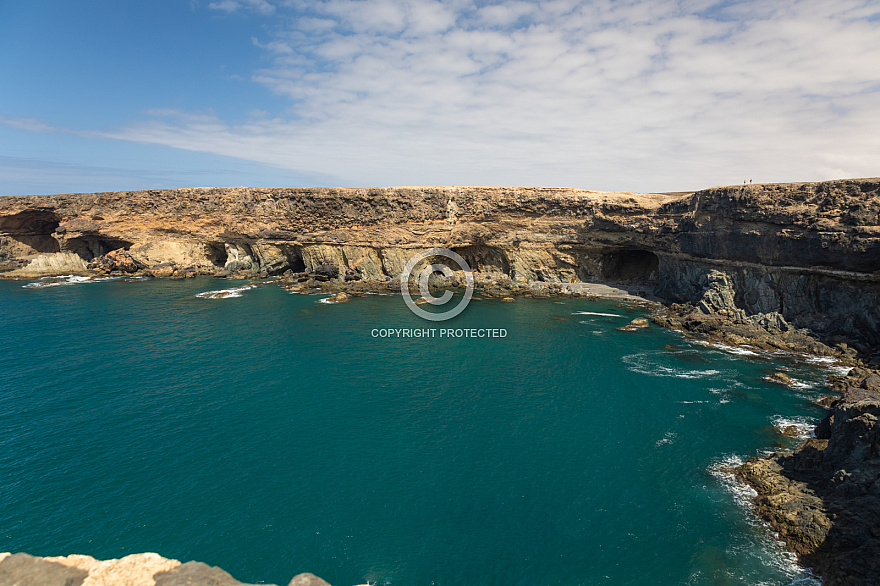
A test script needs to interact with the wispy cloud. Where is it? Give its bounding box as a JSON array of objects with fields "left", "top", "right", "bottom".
[
  {"left": 25, "top": 0, "right": 880, "bottom": 189},
  {"left": 0, "top": 116, "right": 59, "bottom": 133}
]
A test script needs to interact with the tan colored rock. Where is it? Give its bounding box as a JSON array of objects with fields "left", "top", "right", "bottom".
[
  {"left": 4, "top": 252, "right": 89, "bottom": 278},
  {"left": 129, "top": 239, "right": 216, "bottom": 268},
  {"left": 766, "top": 371, "right": 794, "bottom": 386},
  {"left": 287, "top": 573, "right": 331, "bottom": 586},
  {"left": 618, "top": 317, "right": 650, "bottom": 331},
  {"left": 326, "top": 292, "right": 350, "bottom": 303},
  {"left": 43, "top": 552, "right": 180, "bottom": 586}
]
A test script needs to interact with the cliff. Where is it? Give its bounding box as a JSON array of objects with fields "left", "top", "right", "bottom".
[{"left": 3, "top": 179, "right": 880, "bottom": 353}]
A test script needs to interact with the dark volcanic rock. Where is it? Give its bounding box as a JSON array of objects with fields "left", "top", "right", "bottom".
[{"left": 736, "top": 373, "right": 880, "bottom": 585}]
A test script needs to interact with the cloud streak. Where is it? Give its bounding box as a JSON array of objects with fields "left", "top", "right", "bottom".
[{"left": 49, "top": 1, "right": 880, "bottom": 189}]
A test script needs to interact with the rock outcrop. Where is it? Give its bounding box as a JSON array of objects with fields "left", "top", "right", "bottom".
[
  {"left": 0, "top": 552, "right": 333, "bottom": 586},
  {"left": 737, "top": 371, "right": 880, "bottom": 585}
]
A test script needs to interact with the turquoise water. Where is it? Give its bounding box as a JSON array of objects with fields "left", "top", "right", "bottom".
[{"left": 0, "top": 277, "right": 840, "bottom": 585}]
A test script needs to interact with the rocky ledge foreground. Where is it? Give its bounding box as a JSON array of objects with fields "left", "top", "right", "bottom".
[{"left": 0, "top": 552, "right": 334, "bottom": 586}]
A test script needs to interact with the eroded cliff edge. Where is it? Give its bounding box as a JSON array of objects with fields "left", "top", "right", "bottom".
[{"left": 3, "top": 179, "right": 880, "bottom": 353}]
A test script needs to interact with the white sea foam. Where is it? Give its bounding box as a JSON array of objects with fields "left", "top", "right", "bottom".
[
  {"left": 790, "top": 379, "right": 815, "bottom": 390},
  {"left": 801, "top": 355, "right": 853, "bottom": 376},
  {"left": 708, "top": 455, "right": 823, "bottom": 584},
  {"left": 622, "top": 352, "right": 720, "bottom": 379},
  {"left": 710, "top": 389, "right": 733, "bottom": 404},
  {"left": 572, "top": 311, "right": 624, "bottom": 317},
  {"left": 195, "top": 284, "right": 257, "bottom": 299},
  {"left": 655, "top": 431, "right": 676, "bottom": 446},
  {"left": 771, "top": 415, "right": 815, "bottom": 440},
  {"left": 22, "top": 275, "right": 119, "bottom": 288}
]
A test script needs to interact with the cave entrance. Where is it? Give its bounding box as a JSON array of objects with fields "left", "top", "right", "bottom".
[
  {"left": 286, "top": 247, "right": 306, "bottom": 273},
  {"left": 206, "top": 242, "right": 229, "bottom": 268},
  {"left": 601, "top": 249, "right": 659, "bottom": 282},
  {"left": 0, "top": 210, "right": 62, "bottom": 253},
  {"left": 63, "top": 236, "right": 133, "bottom": 260}
]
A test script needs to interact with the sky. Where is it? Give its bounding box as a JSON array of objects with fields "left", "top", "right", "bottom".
[{"left": 1, "top": 0, "right": 879, "bottom": 195}]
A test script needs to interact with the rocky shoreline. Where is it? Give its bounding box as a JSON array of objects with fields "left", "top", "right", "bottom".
[{"left": 736, "top": 369, "right": 880, "bottom": 586}]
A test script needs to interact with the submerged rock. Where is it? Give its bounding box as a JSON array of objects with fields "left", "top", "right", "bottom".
[{"left": 766, "top": 371, "right": 795, "bottom": 386}]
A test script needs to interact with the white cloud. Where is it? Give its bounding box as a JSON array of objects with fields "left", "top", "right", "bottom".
[
  {"left": 61, "top": 1, "right": 880, "bottom": 189},
  {"left": 0, "top": 116, "right": 58, "bottom": 133}
]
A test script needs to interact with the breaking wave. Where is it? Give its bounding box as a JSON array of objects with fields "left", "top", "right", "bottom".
[
  {"left": 23, "top": 275, "right": 119, "bottom": 288},
  {"left": 622, "top": 351, "right": 720, "bottom": 379},
  {"left": 195, "top": 284, "right": 257, "bottom": 299}
]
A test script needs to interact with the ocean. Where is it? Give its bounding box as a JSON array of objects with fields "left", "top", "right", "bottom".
[{"left": 0, "top": 276, "right": 842, "bottom": 585}]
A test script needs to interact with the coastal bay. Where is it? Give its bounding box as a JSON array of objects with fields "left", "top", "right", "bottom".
[{"left": 0, "top": 276, "right": 845, "bottom": 585}]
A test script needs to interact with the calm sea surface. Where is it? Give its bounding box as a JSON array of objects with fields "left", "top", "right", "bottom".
[{"left": 0, "top": 277, "right": 840, "bottom": 585}]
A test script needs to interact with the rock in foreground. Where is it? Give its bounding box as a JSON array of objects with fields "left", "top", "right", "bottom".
[{"left": 0, "top": 552, "right": 332, "bottom": 586}]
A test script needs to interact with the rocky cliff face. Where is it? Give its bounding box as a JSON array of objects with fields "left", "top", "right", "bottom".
[{"left": 3, "top": 179, "right": 879, "bottom": 352}]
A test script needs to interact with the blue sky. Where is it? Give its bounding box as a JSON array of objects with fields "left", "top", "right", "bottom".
[{"left": 1, "top": 0, "right": 879, "bottom": 195}]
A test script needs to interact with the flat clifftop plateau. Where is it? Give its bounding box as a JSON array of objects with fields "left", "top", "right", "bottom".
[{"left": 0, "top": 552, "right": 334, "bottom": 586}]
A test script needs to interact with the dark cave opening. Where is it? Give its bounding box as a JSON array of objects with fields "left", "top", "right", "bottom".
[
  {"left": 601, "top": 249, "right": 659, "bottom": 282},
  {"left": 63, "top": 236, "right": 134, "bottom": 261},
  {"left": 0, "top": 210, "right": 62, "bottom": 253},
  {"left": 285, "top": 246, "right": 306, "bottom": 273},
  {"left": 205, "top": 242, "right": 229, "bottom": 267}
]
